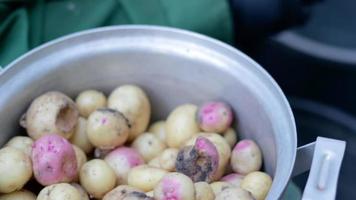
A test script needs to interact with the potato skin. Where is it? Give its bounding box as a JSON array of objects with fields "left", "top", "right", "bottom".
[
  {"left": 231, "top": 140, "right": 262, "bottom": 175},
  {"left": 22, "top": 91, "right": 79, "bottom": 140},
  {"left": 223, "top": 128, "right": 238, "bottom": 148},
  {"left": 210, "top": 182, "right": 235, "bottom": 196},
  {"left": 70, "top": 183, "right": 89, "bottom": 200},
  {"left": 76, "top": 90, "right": 107, "bottom": 118},
  {"left": 128, "top": 165, "right": 168, "bottom": 192},
  {"left": 5, "top": 136, "right": 33, "bottom": 157},
  {"left": 0, "top": 147, "right": 32, "bottom": 193},
  {"left": 220, "top": 173, "right": 245, "bottom": 187},
  {"left": 148, "top": 121, "right": 166, "bottom": 144},
  {"left": 103, "top": 185, "right": 152, "bottom": 200},
  {"left": 104, "top": 147, "right": 145, "bottom": 184},
  {"left": 70, "top": 117, "right": 93, "bottom": 154},
  {"left": 154, "top": 172, "right": 195, "bottom": 200},
  {"left": 108, "top": 85, "right": 151, "bottom": 142},
  {"left": 241, "top": 171, "right": 272, "bottom": 200},
  {"left": 165, "top": 104, "right": 200, "bottom": 148},
  {"left": 197, "top": 101, "right": 233, "bottom": 133},
  {"left": 194, "top": 182, "right": 215, "bottom": 200},
  {"left": 132, "top": 133, "right": 166, "bottom": 162},
  {"left": 0, "top": 190, "right": 36, "bottom": 200},
  {"left": 32, "top": 135, "right": 77, "bottom": 186},
  {"left": 72, "top": 145, "right": 88, "bottom": 182},
  {"left": 37, "top": 183, "right": 81, "bottom": 200},
  {"left": 215, "top": 187, "right": 255, "bottom": 200},
  {"left": 80, "top": 159, "right": 116, "bottom": 199},
  {"left": 87, "top": 108, "right": 129, "bottom": 149}
]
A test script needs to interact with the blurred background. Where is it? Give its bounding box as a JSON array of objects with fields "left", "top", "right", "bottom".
[{"left": 1, "top": 0, "right": 355, "bottom": 199}]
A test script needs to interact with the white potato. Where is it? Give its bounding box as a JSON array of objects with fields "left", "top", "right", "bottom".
[
  {"left": 37, "top": 183, "right": 81, "bottom": 200},
  {"left": 148, "top": 121, "right": 166, "bottom": 144},
  {"left": 103, "top": 185, "right": 148, "bottom": 200},
  {"left": 76, "top": 90, "right": 107, "bottom": 118},
  {"left": 215, "top": 187, "right": 255, "bottom": 200},
  {"left": 241, "top": 171, "right": 272, "bottom": 200},
  {"left": 210, "top": 181, "right": 235, "bottom": 196},
  {"left": 73, "top": 145, "right": 88, "bottom": 181},
  {"left": 70, "top": 117, "right": 93, "bottom": 154},
  {"left": 128, "top": 165, "right": 168, "bottom": 192},
  {"left": 223, "top": 128, "right": 238, "bottom": 148},
  {"left": 0, "top": 190, "right": 36, "bottom": 200},
  {"left": 194, "top": 182, "right": 215, "bottom": 200},
  {"left": 132, "top": 133, "right": 166, "bottom": 162},
  {"left": 231, "top": 140, "right": 262, "bottom": 175},
  {"left": 5, "top": 136, "right": 33, "bottom": 157}
]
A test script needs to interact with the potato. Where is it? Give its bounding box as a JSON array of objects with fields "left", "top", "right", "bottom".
[
  {"left": 128, "top": 165, "right": 168, "bottom": 192},
  {"left": 132, "top": 133, "right": 166, "bottom": 162},
  {"left": 32, "top": 135, "right": 77, "bottom": 185},
  {"left": 145, "top": 190, "right": 154, "bottom": 198},
  {"left": 80, "top": 159, "right": 116, "bottom": 199},
  {"left": 157, "top": 148, "right": 179, "bottom": 171},
  {"left": 37, "top": 183, "right": 81, "bottom": 200},
  {"left": 21, "top": 91, "right": 79, "bottom": 140},
  {"left": 76, "top": 90, "right": 107, "bottom": 118},
  {"left": 0, "top": 147, "right": 32, "bottom": 193},
  {"left": 220, "top": 173, "right": 245, "bottom": 187},
  {"left": 215, "top": 187, "right": 255, "bottom": 200},
  {"left": 148, "top": 121, "right": 166, "bottom": 144},
  {"left": 231, "top": 140, "right": 262, "bottom": 175},
  {"left": 210, "top": 182, "right": 235, "bottom": 196},
  {"left": 108, "top": 85, "right": 151, "bottom": 142},
  {"left": 148, "top": 157, "right": 161, "bottom": 168},
  {"left": 176, "top": 137, "right": 219, "bottom": 183},
  {"left": 5, "top": 136, "right": 33, "bottom": 157},
  {"left": 0, "top": 189, "right": 36, "bottom": 200},
  {"left": 223, "top": 128, "right": 238, "bottom": 148},
  {"left": 104, "top": 147, "right": 145, "bottom": 184},
  {"left": 87, "top": 108, "right": 129, "bottom": 149},
  {"left": 103, "top": 185, "right": 152, "bottom": 200},
  {"left": 194, "top": 182, "right": 215, "bottom": 200},
  {"left": 185, "top": 133, "right": 231, "bottom": 180},
  {"left": 197, "top": 101, "right": 233, "bottom": 133},
  {"left": 70, "top": 117, "right": 93, "bottom": 154},
  {"left": 70, "top": 183, "right": 89, "bottom": 200},
  {"left": 73, "top": 145, "right": 88, "bottom": 181},
  {"left": 154, "top": 172, "right": 195, "bottom": 200},
  {"left": 241, "top": 171, "right": 272, "bottom": 200},
  {"left": 165, "top": 104, "right": 200, "bottom": 148}
]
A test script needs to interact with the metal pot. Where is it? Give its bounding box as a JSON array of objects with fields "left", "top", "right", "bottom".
[{"left": 0, "top": 26, "right": 345, "bottom": 199}]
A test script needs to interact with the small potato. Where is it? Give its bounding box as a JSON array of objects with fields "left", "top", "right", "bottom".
[
  {"left": 231, "top": 140, "right": 262, "bottom": 175},
  {"left": 241, "top": 171, "right": 272, "bottom": 200},
  {"left": 32, "top": 135, "right": 77, "bottom": 186},
  {"left": 108, "top": 85, "right": 151, "bottom": 142},
  {"left": 37, "top": 183, "right": 81, "bottom": 200},
  {"left": 104, "top": 147, "right": 145, "bottom": 184},
  {"left": 128, "top": 165, "right": 168, "bottom": 192},
  {"left": 165, "top": 104, "right": 200, "bottom": 148},
  {"left": 148, "top": 121, "right": 166, "bottom": 144},
  {"left": 70, "top": 117, "right": 93, "bottom": 154},
  {"left": 73, "top": 145, "right": 88, "bottom": 181},
  {"left": 87, "top": 108, "right": 129, "bottom": 149},
  {"left": 76, "top": 90, "right": 107, "bottom": 118},
  {"left": 0, "top": 189, "right": 36, "bottom": 200},
  {"left": 132, "top": 133, "right": 166, "bottom": 162},
  {"left": 148, "top": 157, "right": 161, "bottom": 168},
  {"left": 197, "top": 101, "right": 233, "bottom": 133},
  {"left": 194, "top": 182, "right": 215, "bottom": 200},
  {"left": 158, "top": 148, "right": 179, "bottom": 171},
  {"left": 154, "top": 172, "right": 195, "bottom": 200},
  {"left": 103, "top": 185, "right": 152, "bottom": 200},
  {"left": 215, "top": 187, "right": 255, "bottom": 200},
  {"left": 185, "top": 133, "right": 231, "bottom": 180},
  {"left": 210, "top": 182, "right": 235, "bottom": 196},
  {"left": 80, "top": 159, "right": 116, "bottom": 199},
  {"left": 223, "top": 128, "right": 238, "bottom": 148},
  {"left": 220, "top": 173, "right": 245, "bottom": 187},
  {"left": 21, "top": 91, "right": 79, "bottom": 140},
  {"left": 71, "top": 183, "right": 89, "bottom": 200},
  {"left": 5, "top": 136, "right": 33, "bottom": 157},
  {"left": 0, "top": 147, "right": 32, "bottom": 193}
]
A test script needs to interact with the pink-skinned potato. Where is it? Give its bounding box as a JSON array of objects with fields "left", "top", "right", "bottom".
[
  {"left": 154, "top": 172, "right": 195, "bottom": 200},
  {"left": 231, "top": 139, "right": 262, "bottom": 175},
  {"left": 197, "top": 101, "right": 233, "bottom": 133},
  {"left": 32, "top": 134, "right": 77, "bottom": 186},
  {"left": 220, "top": 173, "right": 245, "bottom": 187}
]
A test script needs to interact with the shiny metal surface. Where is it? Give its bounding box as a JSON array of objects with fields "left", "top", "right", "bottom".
[
  {"left": 293, "top": 142, "right": 316, "bottom": 177},
  {"left": 0, "top": 25, "right": 297, "bottom": 199}
]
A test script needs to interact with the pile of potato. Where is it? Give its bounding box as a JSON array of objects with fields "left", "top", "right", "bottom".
[{"left": 0, "top": 84, "right": 272, "bottom": 200}]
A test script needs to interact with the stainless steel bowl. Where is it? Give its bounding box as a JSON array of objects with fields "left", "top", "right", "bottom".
[{"left": 0, "top": 25, "right": 345, "bottom": 199}]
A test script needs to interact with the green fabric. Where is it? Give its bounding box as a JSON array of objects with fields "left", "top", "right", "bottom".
[{"left": 0, "top": 0, "right": 234, "bottom": 67}]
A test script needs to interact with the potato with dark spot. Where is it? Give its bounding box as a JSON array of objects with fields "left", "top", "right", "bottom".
[
  {"left": 87, "top": 108, "right": 129, "bottom": 150},
  {"left": 108, "top": 85, "right": 151, "bottom": 142},
  {"left": 176, "top": 137, "right": 219, "bottom": 183},
  {"left": 5, "top": 136, "right": 33, "bottom": 157},
  {"left": 231, "top": 140, "right": 262, "bottom": 175},
  {"left": 0, "top": 190, "right": 36, "bottom": 200},
  {"left": 21, "top": 91, "right": 79, "bottom": 140},
  {"left": 37, "top": 183, "right": 81, "bottom": 200},
  {"left": 215, "top": 187, "right": 255, "bottom": 200},
  {"left": 103, "top": 185, "right": 153, "bottom": 200},
  {"left": 76, "top": 90, "right": 107, "bottom": 118},
  {"left": 70, "top": 117, "right": 93, "bottom": 154},
  {"left": 132, "top": 133, "right": 166, "bottom": 162}
]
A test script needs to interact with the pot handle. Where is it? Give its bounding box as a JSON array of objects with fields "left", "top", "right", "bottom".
[{"left": 292, "top": 137, "right": 346, "bottom": 200}]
